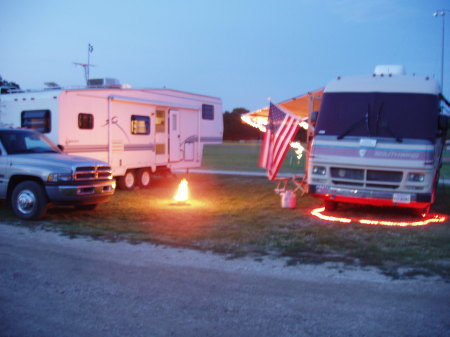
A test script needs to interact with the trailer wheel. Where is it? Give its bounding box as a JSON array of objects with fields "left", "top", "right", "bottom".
[
  {"left": 117, "top": 170, "right": 136, "bottom": 190},
  {"left": 138, "top": 168, "right": 151, "bottom": 188},
  {"left": 324, "top": 200, "right": 338, "bottom": 211},
  {"left": 11, "top": 181, "right": 48, "bottom": 220}
]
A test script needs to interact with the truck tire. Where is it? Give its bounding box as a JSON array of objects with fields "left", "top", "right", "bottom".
[
  {"left": 138, "top": 168, "right": 151, "bottom": 188},
  {"left": 11, "top": 181, "right": 48, "bottom": 220},
  {"left": 117, "top": 170, "right": 136, "bottom": 190},
  {"left": 75, "top": 204, "right": 98, "bottom": 211}
]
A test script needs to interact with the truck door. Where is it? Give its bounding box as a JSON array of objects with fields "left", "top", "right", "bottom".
[{"left": 169, "top": 109, "right": 182, "bottom": 162}]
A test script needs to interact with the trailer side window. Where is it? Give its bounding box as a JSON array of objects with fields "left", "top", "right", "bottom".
[
  {"left": 131, "top": 115, "right": 150, "bottom": 135},
  {"left": 202, "top": 104, "right": 214, "bottom": 120},
  {"left": 78, "top": 113, "right": 94, "bottom": 129},
  {"left": 21, "top": 110, "right": 51, "bottom": 133}
]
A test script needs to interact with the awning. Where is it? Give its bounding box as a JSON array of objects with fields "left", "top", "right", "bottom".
[{"left": 244, "top": 88, "right": 324, "bottom": 122}]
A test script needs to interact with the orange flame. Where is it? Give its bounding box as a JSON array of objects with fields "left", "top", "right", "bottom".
[
  {"left": 310, "top": 207, "right": 447, "bottom": 227},
  {"left": 173, "top": 178, "right": 189, "bottom": 202}
]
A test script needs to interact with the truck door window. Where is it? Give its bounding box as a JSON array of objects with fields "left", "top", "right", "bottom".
[
  {"left": 78, "top": 113, "right": 94, "bottom": 129},
  {"left": 21, "top": 110, "right": 51, "bottom": 133}
]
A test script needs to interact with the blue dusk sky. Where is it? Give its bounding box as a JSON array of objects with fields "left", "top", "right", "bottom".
[{"left": 1, "top": 0, "right": 449, "bottom": 112}]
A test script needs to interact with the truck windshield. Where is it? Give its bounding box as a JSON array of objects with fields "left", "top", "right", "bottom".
[
  {"left": 0, "top": 130, "right": 60, "bottom": 154},
  {"left": 315, "top": 92, "right": 440, "bottom": 142}
]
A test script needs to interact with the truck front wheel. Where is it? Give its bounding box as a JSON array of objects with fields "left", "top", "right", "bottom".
[{"left": 11, "top": 181, "right": 48, "bottom": 220}]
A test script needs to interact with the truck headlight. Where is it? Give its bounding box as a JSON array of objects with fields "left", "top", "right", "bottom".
[
  {"left": 407, "top": 173, "right": 425, "bottom": 182},
  {"left": 312, "top": 166, "right": 326, "bottom": 175},
  {"left": 48, "top": 173, "right": 73, "bottom": 182}
]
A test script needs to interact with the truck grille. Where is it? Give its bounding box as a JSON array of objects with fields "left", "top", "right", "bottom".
[
  {"left": 330, "top": 167, "right": 402, "bottom": 189},
  {"left": 74, "top": 166, "right": 113, "bottom": 181}
]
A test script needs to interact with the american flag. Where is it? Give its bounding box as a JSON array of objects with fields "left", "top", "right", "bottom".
[{"left": 259, "top": 103, "right": 300, "bottom": 180}]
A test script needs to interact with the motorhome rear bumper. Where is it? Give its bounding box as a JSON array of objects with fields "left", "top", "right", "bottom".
[
  {"left": 309, "top": 184, "right": 432, "bottom": 209},
  {"left": 45, "top": 180, "right": 116, "bottom": 205}
]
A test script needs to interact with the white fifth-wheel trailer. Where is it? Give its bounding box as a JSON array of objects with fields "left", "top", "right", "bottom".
[{"left": 0, "top": 82, "right": 223, "bottom": 189}]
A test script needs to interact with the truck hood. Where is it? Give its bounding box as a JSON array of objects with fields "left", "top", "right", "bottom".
[{"left": 9, "top": 153, "right": 110, "bottom": 171}]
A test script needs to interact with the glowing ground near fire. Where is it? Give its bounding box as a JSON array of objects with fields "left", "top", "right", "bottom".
[{"left": 310, "top": 207, "right": 447, "bottom": 227}]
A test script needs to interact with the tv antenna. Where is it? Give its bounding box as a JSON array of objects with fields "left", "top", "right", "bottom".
[{"left": 74, "top": 43, "right": 95, "bottom": 85}]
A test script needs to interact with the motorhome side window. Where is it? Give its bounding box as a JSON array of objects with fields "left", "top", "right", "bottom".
[
  {"left": 21, "top": 110, "right": 51, "bottom": 133},
  {"left": 202, "top": 104, "right": 214, "bottom": 120},
  {"left": 78, "top": 113, "right": 94, "bottom": 129},
  {"left": 131, "top": 115, "right": 150, "bottom": 135}
]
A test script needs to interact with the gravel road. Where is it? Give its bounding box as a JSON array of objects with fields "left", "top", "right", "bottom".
[{"left": 1, "top": 223, "right": 449, "bottom": 337}]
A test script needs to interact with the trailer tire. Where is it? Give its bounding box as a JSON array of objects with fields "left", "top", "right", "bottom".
[
  {"left": 138, "top": 168, "right": 151, "bottom": 188},
  {"left": 11, "top": 181, "right": 48, "bottom": 220},
  {"left": 117, "top": 170, "right": 136, "bottom": 190}
]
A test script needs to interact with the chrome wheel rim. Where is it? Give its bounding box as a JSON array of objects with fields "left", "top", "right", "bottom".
[{"left": 17, "top": 190, "right": 36, "bottom": 214}]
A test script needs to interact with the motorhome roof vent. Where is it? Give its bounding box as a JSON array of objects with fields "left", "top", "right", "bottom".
[
  {"left": 88, "top": 78, "right": 121, "bottom": 88},
  {"left": 373, "top": 65, "right": 405, "bottom": 76}
]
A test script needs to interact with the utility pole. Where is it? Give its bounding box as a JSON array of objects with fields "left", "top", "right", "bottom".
[{"left": 433, "top": 9, "right": 449, "bottom": 91}]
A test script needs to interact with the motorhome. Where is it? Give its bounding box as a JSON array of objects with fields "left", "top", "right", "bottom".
[
  {"left": 0, "top": 80, "right": 223, "bottom": 189},
  {"left": 242, "top": 66, "right": 449, "bottom": 215},
  {"left": 308, "top": 66, "right": 448, "bottom": 215}
]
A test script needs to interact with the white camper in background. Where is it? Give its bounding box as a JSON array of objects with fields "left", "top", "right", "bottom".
[{"left": 0, "top": 81, "right": 223, "bottom": 189}]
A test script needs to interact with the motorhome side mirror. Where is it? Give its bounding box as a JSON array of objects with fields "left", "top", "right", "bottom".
[
  {"left": 438, "top": 115, "right": 449, "bottom": 130},
  {"left": 57, "top": 144, "right": 64, "bottom": 152},
  {"left": 310, "top": 111, "right": 319, "bottom": 126}
]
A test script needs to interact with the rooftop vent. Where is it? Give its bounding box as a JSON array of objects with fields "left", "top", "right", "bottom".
[
  {"left": 88, "top": 78, "right": 121, "bottom": 88},
  {"left": 373, "top": 65, "right": 405, "bottom": 76}
]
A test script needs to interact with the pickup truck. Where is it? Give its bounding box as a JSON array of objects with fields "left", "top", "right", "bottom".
[{"left": 0, "top": 127, "right": 116, "bottom": 220}]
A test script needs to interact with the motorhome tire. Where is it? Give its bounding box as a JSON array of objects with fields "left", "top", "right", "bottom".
[
  {"left": 413, "top": 205, "right": 430, "bottom": 217},
  {"left": 117, "top": 170, "right": 136, "bottom": 190},
  {"left": 324, "top": 200, "right": 338, "bottom": 211},
  {"left": 138, "top": 168, "right": 151, "bottom": 188},
  {"left": 11, "top": 181, "right": 48, "bottom": 220}
]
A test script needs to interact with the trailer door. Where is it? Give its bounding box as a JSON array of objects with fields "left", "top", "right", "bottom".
[{"left": 169, "top": 109, "right": 181, "bottom": 162}]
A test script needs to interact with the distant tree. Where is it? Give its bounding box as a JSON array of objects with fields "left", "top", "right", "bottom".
[
  {"left": 223, "top": 108, "right": 261, "bottom": 141},
  {"left": 0, "top": 75, "right": 21, "bottom": 94}
]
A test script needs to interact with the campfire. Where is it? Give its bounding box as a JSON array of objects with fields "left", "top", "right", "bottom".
[{"left": 173, "top": 178, "right": 189, "bottom": 205}]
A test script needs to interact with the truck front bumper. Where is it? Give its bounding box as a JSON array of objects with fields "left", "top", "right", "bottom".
[
  {"left": 309, "top": 184, "right": 432, "bottom": 209},
  {"left": 45, "top": 180, "right": 116, "bottom": 206}
]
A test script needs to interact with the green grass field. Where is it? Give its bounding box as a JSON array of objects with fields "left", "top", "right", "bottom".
[
  {"left": 1, "top": 142, "right": 449, "bottom": 280},
  {"left": 202, "top": 142, "right": 450, "bottom": 179},
  {"left": 202, "top": 142, "right": 306, "bottom": 174}
]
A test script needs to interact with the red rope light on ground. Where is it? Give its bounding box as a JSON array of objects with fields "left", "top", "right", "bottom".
[{"left": 310, "top": 207, "right": 447, "bottom": 227}]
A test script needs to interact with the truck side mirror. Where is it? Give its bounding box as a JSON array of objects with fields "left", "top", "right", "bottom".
[
  {"left": 310, "top": 111, "right": 319, "bottom": 126},
  {"left": 438, "top": 115, "right": 449, "bottom": 130}
]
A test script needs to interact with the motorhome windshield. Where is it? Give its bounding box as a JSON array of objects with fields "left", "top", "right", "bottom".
[{"left": 315, "top": 92, "right": 440, "bottom": 142}]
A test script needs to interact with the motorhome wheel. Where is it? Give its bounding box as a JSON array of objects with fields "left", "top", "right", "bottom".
[{"left": 324, "top": 200, "right": 338, "bottom": 211}]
